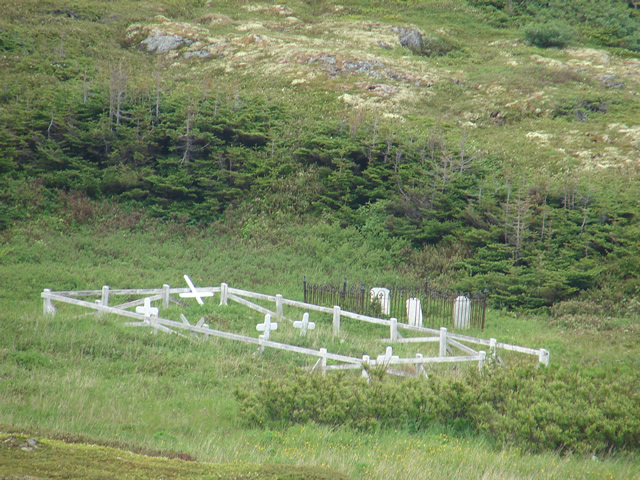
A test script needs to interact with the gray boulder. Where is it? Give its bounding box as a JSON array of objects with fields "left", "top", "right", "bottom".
[
  {"left": 391, "top": 26, "right": 423, "bottom": 53},
  {"left": 140, "top": 34, "right": 193, "bottom": 53}
]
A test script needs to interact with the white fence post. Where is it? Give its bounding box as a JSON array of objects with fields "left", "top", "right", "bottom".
[
  {"left": 43, "top": 289, "right": 56, "bottom": 316},
  {"left": 415, "top": 353, "right": 428, "bottom": 378},
  {"left": 439, "top": 327, "right": 448, "bottom": 357},
  {"left": 99, "top": 286, "right": 110, "bottom": 316},
  {"left": 539, "top": 349, "right": 550, "bottom": 367},
  {"left": 478, "top": 350, "right": 486, "bottom": 370},
  {"left": 162, "top": 284, "right": 170, "bottom": 309},
  {"left": 220, "top": 283, "right": 228, "bottom": 306},
  {"left": 361, "top": 355, "right": 370, "bottom": 381},
  {"left": 390, "top": 318, "right": 398, "bottom": 343},
  {"left": 333, "top": 306, "right": 341, "bottom": 336},
  {"left": 489, "top": 337, "right": 497, "bottom": 362},
  {"left": 320, "top": 348, "right": 327, "bottom": 376},
  {"left": 276, "top": 294, "right": 284, "bottom": 321}
]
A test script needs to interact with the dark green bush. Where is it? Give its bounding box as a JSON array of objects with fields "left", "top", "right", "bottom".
[
  {"left": 421, "top": 36, "right": 460, "bottom": 57},
  {"left": 523, "top": 22, "right": 573, "bottom": 48},
  {"left": 236, "top": 366, "right": 640, "bottom": 455}
]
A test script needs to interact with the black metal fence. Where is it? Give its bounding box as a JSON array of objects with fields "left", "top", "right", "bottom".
[{"left": 303, "top": 278, "right": 487, "bottom": 330}]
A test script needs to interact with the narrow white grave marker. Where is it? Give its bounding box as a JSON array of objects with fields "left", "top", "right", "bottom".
[
  {"left": 179, "top": 275, "right": 213, "bottom": 305},
  {"left": 293, "top": 312, "right": 316, "bottom": 336},
  {"left": 454, "top": 295, "right": 471, "bottom": 329},
  {"left": 406, "top": 297, "right": 423, "bottom": 327},
  {"left": 370, "top": 287, "right": 390, "bottom": 315},
  {"left": 135, "top": 297, "right": 159, "bottom": 317},
  {"left": 256, "top": 314, "right": 278, "bottom": 340}
]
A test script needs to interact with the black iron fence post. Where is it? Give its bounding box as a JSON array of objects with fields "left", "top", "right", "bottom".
[
  {"left": 342, "top": 277, "right": 347, "bottom": 303},
  {"left": 481, "top": 287, "right": 488, "bottom": 330}
]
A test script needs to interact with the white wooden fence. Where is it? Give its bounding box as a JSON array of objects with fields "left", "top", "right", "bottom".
[{"left": 41, "top": 277, "right": 549, "bottom": 379}]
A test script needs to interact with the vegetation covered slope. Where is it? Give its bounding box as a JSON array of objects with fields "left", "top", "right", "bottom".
[
  {"left": 0, "top": 217, "right": 639, "bottom": 479},
  {"left": 2, "top": 0, "right": 640, "bottom": 310}
]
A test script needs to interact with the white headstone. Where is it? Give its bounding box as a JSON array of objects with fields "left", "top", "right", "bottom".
[
  {"left": 136, "top": 297, "right": 159, "bottom": 317},
  {"left": 376, "top": 346, "right": 399, "bottom": 366},
  {"left": 370, "top": 287, "right": 390, "bottom": 315},
  {"left": 179, "top": 274, "right": 213, "bottom": 305},
  {"left": 256, "top": 314, "right": 278, "bottom": 340},
  {"left": 453, "top": 295, "right": 471, "bottom": 329},
  {"left": 293, "top": 312, "right": 316, "bottom": 336},
  {"left": 406, "top": 297, "right": 423, "bottom": 327}
]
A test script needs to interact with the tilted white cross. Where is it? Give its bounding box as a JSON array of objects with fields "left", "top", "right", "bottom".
[
  {"left": 376, "top": 346, "right": 399, "bottom": 367},
  {"left": 256, "top": 314, "right": 278, "bottom": 340},
  {"left": 180, "top": 314, "right": 209, "bottom": 338},
  {"left": 179, "top": 274, "right": 213, "bottom": 305},
  {"left": 293, "top": 312, "right": 316, "bottom": 336},
  {"left": 135, "top": 297, "right": 159, "bottom": 317}
]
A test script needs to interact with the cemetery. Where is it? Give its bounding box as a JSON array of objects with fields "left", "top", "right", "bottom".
[{"left": 41, "top": 275, "right": 549, "bottom": 379}]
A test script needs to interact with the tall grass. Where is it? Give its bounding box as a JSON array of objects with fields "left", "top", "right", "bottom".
[{"left": 1, "top": 216, "right": 639, "bottom": 479}]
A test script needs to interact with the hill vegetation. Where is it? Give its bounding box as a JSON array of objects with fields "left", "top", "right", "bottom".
[
  {"left": 1, "top": 1, "right": 640, "bottom": 479},
  {"left": 1, "top": 0, "right": 639, "bottom": 311}
]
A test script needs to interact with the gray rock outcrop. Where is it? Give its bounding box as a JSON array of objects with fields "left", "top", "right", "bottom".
[
  {"left": 391, "top": 26, "right": 424, "bottom": 53},
  {"left": 140, "top": 34, "right": 194, "bottom": 53}
]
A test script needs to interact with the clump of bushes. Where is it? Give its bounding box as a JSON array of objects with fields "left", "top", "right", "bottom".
[
  {"left": 236, "top": 365, "right": 640, "bottom": 455},
  {"left": 421, "top": 35, "right": 460, "bottom": 57},
  {"left": 523, "top": 21, "right": 573, "bottom": 48}
]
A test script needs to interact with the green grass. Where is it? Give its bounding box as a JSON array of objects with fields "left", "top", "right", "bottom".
[
  {"left": 1, "top": 217, "right": 639, "bottom": 479},
  {"left": 0, "top": 432, "right": 348, "bottom": 480},
  {"left": 2, "top": 0, "right": 640, "bottom": 477}
]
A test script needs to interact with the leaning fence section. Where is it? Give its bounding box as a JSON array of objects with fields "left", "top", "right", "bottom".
[{"left": 303, "top": 278, "right": 487, "bottom": 330}]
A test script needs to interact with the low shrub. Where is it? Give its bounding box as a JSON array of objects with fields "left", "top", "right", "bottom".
[
  {"left": 523, "top": 21, "right": 573, "bottom": 48},
  {"left": 236, "top": 366, "right": 640, "bottom": 455},
  {"left": 421, "top": 35, "right": 460, "bottom": 57}
]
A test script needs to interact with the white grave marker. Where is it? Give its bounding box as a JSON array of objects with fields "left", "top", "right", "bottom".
[
  {"left": 256, "top": 314, "right": 278, "bottom": 340},
  {"left": 135, "top": 297, "right": 159, "bottom": 317},
  {"left": 179, "top": 274, "right": 213, "bottom": 305},
  {"left": 376, "top": 346, "right": 399, "bottom": 367},
  {"left": 370, "top": 287, "right": 390, "bottom": 315},
  {"left": 453, "top": 295, "right": 471, "bottom": 329},
  {"left": 293, "top": 312, "right": 316, "bottom": 336},
  {"left": 406, "top": 297, "right": 423, "bottom": 327}
]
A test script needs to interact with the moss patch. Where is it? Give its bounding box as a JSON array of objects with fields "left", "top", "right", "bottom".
[{"left": 0, "top": 432, "right": 350, "bottom": 480}]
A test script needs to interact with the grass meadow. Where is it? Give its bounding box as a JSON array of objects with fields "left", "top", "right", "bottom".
[{"left": 1, "top": 215, "right": 639, "bottom": 479}]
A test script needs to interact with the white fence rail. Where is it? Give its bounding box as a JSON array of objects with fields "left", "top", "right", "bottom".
[{"left": 41, "top": 278, "right": 550, "bottom": 379}]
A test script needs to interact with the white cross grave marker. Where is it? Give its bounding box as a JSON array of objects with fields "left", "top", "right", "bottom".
[
  {"left": 406, "top": 297, "right": 423, "bottom": 327},
  {"left": 135, "top": 297, "right": 159, "bottom": 317},
  {"left": 179, "top": 274, "right": 213, "bottom": 305},
  {"left": 376, "top": 346, "right": 399, "bottom": 367},
  {"left": 293, "top": 312, "right": 316, "bottom": 336},
  {"left": 256, "top": 314, "right": 278, "bottom": 341},
  {"left": 370, "top": 287, "right": 390, "bottom": 315}
]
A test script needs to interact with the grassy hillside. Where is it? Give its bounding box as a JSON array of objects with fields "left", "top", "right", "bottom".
[
  {"left": 1, "top": 1, "right": 640, "bottom": 479},
  {"left": 2, "top": 0, "right": 640, "bottom": 309},
  {"left": 1, "top": 215, "right": 640, "bottom": 479}
]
